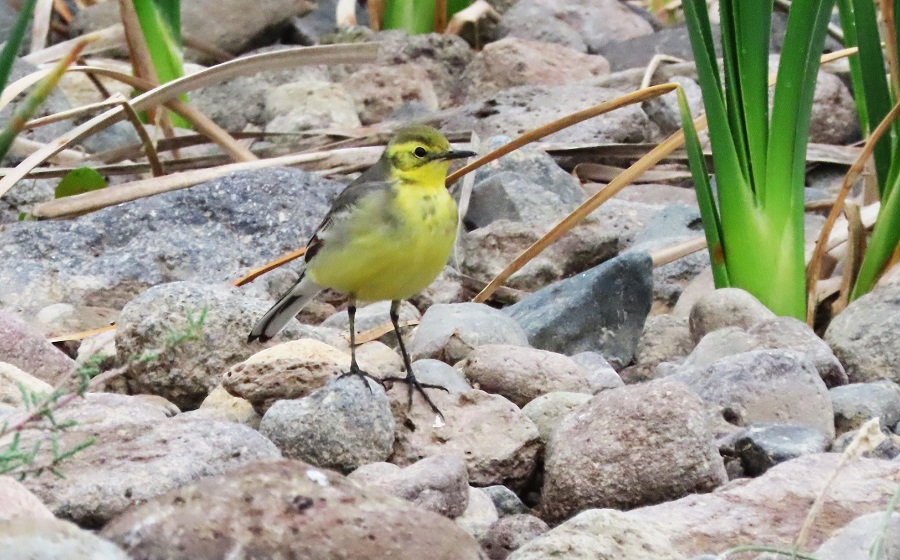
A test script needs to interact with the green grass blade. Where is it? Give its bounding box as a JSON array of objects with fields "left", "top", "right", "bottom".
[
  {"left": 678, "top": 88, "right": 729, "bottom": 288},
  {"left": 852, "top": 174, "right": 900, "bottom": 298},
  {"left": 132, "top": 0, "right": 189, "bottom": 128},
  {"left": 0, "top": 0, "right": 37, "bottom": 93},
  {"left": 383, "top": 0, "right": 435, "bottom": 34},
  {"left": 154, "top": 0, "right": 181, "bottom": 47},
  {"left": 838, "top": 0, "right": 870, "bottom": 134},
  {"left": 719, "top": 1, "right": 752, "bottom": 187}
]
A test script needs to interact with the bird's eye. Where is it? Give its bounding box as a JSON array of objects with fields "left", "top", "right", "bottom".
[{"left": 414, "top": 147, "right": 427, "bottom": 158}]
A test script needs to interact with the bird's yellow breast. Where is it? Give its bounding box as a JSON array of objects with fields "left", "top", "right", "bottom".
[{"left": 305, "top": 180, "right": 458, "bottom": 302}]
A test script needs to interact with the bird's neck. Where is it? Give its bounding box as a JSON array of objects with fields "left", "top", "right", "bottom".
[{"left": 392, "top": 161, "right": 451, "bottom": 189}]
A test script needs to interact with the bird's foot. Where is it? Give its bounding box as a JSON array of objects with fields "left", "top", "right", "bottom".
[
  {"left": 337, "top": 365, "right": 385, "bottom": 393},
  {"left": 382, "top": 373, "right": 449, "bottom": 418}
]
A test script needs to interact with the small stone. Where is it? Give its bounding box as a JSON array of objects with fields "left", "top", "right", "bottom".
[
  {"left": 0, "top": 311, "right": 76, "bottom": 385},
  {"left": 688, "top": 288, "right": 777, "bottom": 343},
  {"left": 0, "top": 362, "right": 51, "bottom": 407},
  {"left": 321, "top": 300, "right": 420, "bottom": 348},
  {"left": 672, "top": 349, "right": 835, "bottom": 438},
  {"left": 259, "top": 376, "right": 395, "bottom": 474},
  {"left": 624, "top": 314, "right": 694, "bottom": 383},
  {"left": 809, "top": 71, "right": 859, "bottom": 145},
  {"left": 734, "top": 424, "right": 830, "bottom": 476},
  {"left": 521, "top": 391, "right": 592, "bottom": 445},
  {"left": 456, "top": 487, "right": 499, "bottom": 541},
  {"left": 481, "top": 514, "right": 549, "bottom": 560},
  {"left": 482, "top": 485, "right": 530, "bottom": 517},
  {"left": 0, "top": 518, "right": 129, "bottom": 559},
  {"left": 569, "top": 351, "right": 623, "bottom": 391},
  {"left": 505, "top": 252, "right": 653, "bottom": 367},
  {"left": 390, "top": 388, "right": 541, "bottom": 489},
  {"left": 198, "top": 384, "right": 261, "bottom": 427},
  {"left": 101, "top": 460, "right": 486, "bottom": 560},
  {"left": 413, "top": 359, "right": 472, "bottom": 393},
  {"left": 814, "top": 512, "right": 900, "bottom": 560},
  {"left": 830, "top": 381, "right": 900, "bottom": 435},
  {"left": 0, "top": 476, "right": 54, "bottom": 521},
  {"left": 458, "top": 345, "right": 594, "bottom": 407},
  {"left": 541, "top": 381, "right": 726, "bottom": 523},
  {"left": 348, "top": 454, "right": 469, "bottom": 518},
  {"left": 409, "top": 303, "right": 530, "bottom": 364}
]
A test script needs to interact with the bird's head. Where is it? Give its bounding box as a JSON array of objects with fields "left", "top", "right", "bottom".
[{"left": 384, "top": 125, "right": 475, "bottom": 186}]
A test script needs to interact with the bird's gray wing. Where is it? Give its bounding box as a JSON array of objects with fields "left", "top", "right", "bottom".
[{"left": 305, "top": 157, "right": 395, "bottom": 262}]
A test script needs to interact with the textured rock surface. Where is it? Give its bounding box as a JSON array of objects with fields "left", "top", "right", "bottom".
[
  {"left": 0, "top": 476, "right": 54, "bottom": 521},
  {"left": 456, "top": 487, "right": 500, "bottom": 541},
  {"left": 0, "top": 518, "right": 130, "bottom": 560},
  {"left": 482, "top": 514, "right": 550, "bottom": 560},
  {"left": 0, "top": 311, "right": 75, "bottom": 384},
  {"left": 814, "top": 512, "right": 900, "bottom": 560},
  {"left": 734, "top": 423, "right": 830, "bottom": 476},
  {"left": 521, "top": 391, "right": 592, "bottom": 444},
  {"left": 0, "top": 361, "right": 51, "bottom": 406},
  {"left": 830, "top": 381, "right": 900, "bottom": 435},
  {"left": 409, "top": 303, "right": 530, "bottom": 364},
  {"left": 688, "top": 288, "right": 776, "bottom": 343}
]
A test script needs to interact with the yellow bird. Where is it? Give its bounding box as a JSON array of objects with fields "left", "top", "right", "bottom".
[{"left": 249, "top": 125, "right": 474, "bottom": 415}]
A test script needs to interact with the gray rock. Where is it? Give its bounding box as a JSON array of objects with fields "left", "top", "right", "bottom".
[
  {"left": 0, "top": 476, "right": 54, "bottom": 522},
  {"left": 465, "top": 172, "right": 582, "bottom": 229},
  {"left": 102, "top": 460, "right": 487, "bottom": 560},
  {"left": 834, "top": 427, "right": 900, "bottom": 460},
  {"left": 482, "top": 514, "right": 550, "bottom": 560},
  {"left": 505, "top": 252, "right": 653, "bottom": 367},
  {"left": 259, "top": 376, "right": 394, "bottom": 473},
  {"left": 671, "top": 349, "right": 835, "bottom": 438},
  {"left": 1, "top": 178, "right": 55, "bottom": 224},
  {"left": 688, "top": 288, "right": 776, "bottom": 343},
  {"left": 0, "top": 311, "right": 75, "bottom": 385},
  {"left": 624, "top": 314, "right": 694, "bottom": 383},
  {"left": 599, "top": 23, "right": 703, "bottom": 71},
  {"left": 814, "top": 512, "right": 900, "bottom": 560},
  {"left": 541, "top": 381, "right": 727, "bottom": 523},
  {"left": 458, "top": 345, "right": 594, "bottom": 407},
  {"left": 322, "top": 300, "right": 421, "bottom": 347},
  {"left": 0, "top": 60, "right": 72, "bottom": 152},
  {"left": 48, "top": 392, "right": 177, "bottom": 430},
  {"left": 71, "top": 0, "right": 315, "bottom": 62},
  {"left": 117, "top": 281, "right": 329, "bottom": 410},
  {"left": 569, "top": 351, "right": 624, "bottom": 391},
  {"left": 500, "top": 1, "right": 588, "bottom": 52},
  {"left": 482, "top": 485, "right": 530, "bottom": 517},
  {"left": 0, "top": 518, "right": 129, "bottom": 560},
  {"left": 734, "top": 424, "right": 830, "bottom": 476},
  {"left": 509, "top": 508, "right": 685, "bottom": 560},
  {"left": 521, "top": 391, "right": 592, "bottom": 444},
  {"left": 264, "top": 80, "right": 361, "bottom": 132},
  {"left": 349, "top": 454, "right": 469, "bottom": 518},
  {"left": 831, "top": 381, "right": 900, "bottom": 435},
  {"left": 749, "top": 317, "right": 848, "bottom": 387},
  {"left": 826, "top": 282, "right": 900, "bottom": 384},
  {"left": 413, "top": 359, "right": 472, "bottom": 393},
  {"left": 409, "top": 303, "right": 530, "bottom": 364},
  {"left": 456, "top": 487, "right": 499, "bottom": 541},
  {"left": 667, "top": 327, "right": 760, "bottom": 374},
  {"left": 642, "top": 76, "right": 705, "bottom": 136},
  {"left": 343, "top": 63, "right": 439, "bottom": 125},
  {"left": 0, "top": 168, "right": 344, "bottom": 318},
  {"left": 809, "top": 71, "right": 860, "bottom": 145},
  {"left": 20, "top": 418, "right": 280, "bottom": 528}
]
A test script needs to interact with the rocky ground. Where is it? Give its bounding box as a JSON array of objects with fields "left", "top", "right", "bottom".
[{"left": 1, "top": 0, "right": 898, "bottom": 559}]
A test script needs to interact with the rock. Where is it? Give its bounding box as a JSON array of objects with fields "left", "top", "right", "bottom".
[
  {"left": 117, "top": 281, "right": 332, "bottom": 410},
  {"left": 343, "top": 64, "right": 439, "bottom": 124},
  {"left": 834, "top": 426, "right": 900, "bottom": 460},
  {"left": 624, "top": 314, "right": 694, "bottom": 383},
  {"left": 460, "top": 219, "right": 620, "bottom": 301},
  {"left": 355, "top": 341, "right": 404, "bottom": 375},
  {"left": 749, "top": 317, "right": 849, "bottom": 387},
  {"left": 0, "top": 168, "right": 344, "bottom": 318},
  {"left": 500, "top": 0, "right": 587, "bottom": 52},
  {"left": 198, "top": 384, "right": 261, "bottom": 427},
  {"left": 0, "top": 476, "right": 54, "bottom": 521},
  {"left": 259, "top": 376, "right": 395, "bottom": 473},
  {"left": 71, "top": 0, "right": 315, "bottom": 62},
  {"left": 569, "top": 351, "right": 624, "bottom": 391},
  {"left": 463, "top": 37, "right": 609, "bottom": 100},
  {"left": 19, "top": 418, "right": 280, "bottom": 528},
  {"left": 410, "top": 266, "right": 469, "bottom": 309},
  {"left": 826, "top": 282, "right": 900, "bottom": 384},
  {"left": 642, "top": 76, "right": 705, "bottom": 135},
  {"left": 0, "top": 361, "right": 51, "bottom": 406},
  {"left": 521, "top": 391, "right": 592, "bottom": 444},
  {"left": 599, "top": 23, "right": 701, "bottom": 71},
  {"left": 671, "top": 349, "right": 835, "bottom": 438},
  {"left": 627, "top": 454, "right": 900, "bottom": 556},
  {"left": 264, "top": 80, "right": 361, "bottom": 132},
  {"left": 814, "top": 512, "right": 900, "bottom": 560},
  {"left": 734, "top": 424, "right": 830, "bottom": 476},
  {"left": 348, "top": 454, "right": 469, "bottom": 517},
  {"left": 390, "top": 388, "right": 541, "bottom": 489},
  {"left": 457, "top": 487, "right": 499, "bottom": 541},
  {"left": 0, "top": 518, "right": 129, "bottom": 560},
  {"left": 102, "top": 460, "right": 487, "bottom": 560},
  {"left": 509, "top": 508, "right": 685, "bottom": 560},
  {"left": 482, "top": 485, "right": 530, "bottom": 517},
  {"left": 831, "top": 381, "right": 900, "bottom": 435},
  {"left": 662, "top": 327, "right": 759, "bottom": 376},
  {"left": 0, "top": 311, "right": 76, "bottom": 384},
  {"left": 447, "top": 83, "right": 656, "bottom": 146},
  {"left": 505, "top": 252, "right": 653, "bottom": 367},
  {"left": 688, "top": 288, "right": 776, "bottom": 343},
  {"left": 458, "top": 345, "right": 594, "bottom": 407},
  {"left": 412, "top": 359, "right": 472, "bottom": 393},
  {"left": 223, "top": 337, "right": 360, "bottom": 414},
  {"left": 464, "top": 174, "right": 583, "bottom": 230},
  {"left": 541, "top": 381, "right": 726, "bottom": 523},
  {"left": 1, "top": 59, "right": 72, "bottom": 152},
  {"left": 482, "top": 514, "right": 550, "bottom": 560},
  {"left": 809, "top": 71, "right": 859, "bottom": 145},
  {"left": 322, "top": 300, "right": 420, "bottom": 347},
  {"left": 409, "top": 303, "right": 530, "bottom": 364},
  {"left": 46, "top": 392, "right": 177, "bottom": 430}
]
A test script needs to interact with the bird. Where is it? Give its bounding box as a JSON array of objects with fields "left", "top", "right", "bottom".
[{"left": 248, "top": 125, "right": 475, "bottom": 416}]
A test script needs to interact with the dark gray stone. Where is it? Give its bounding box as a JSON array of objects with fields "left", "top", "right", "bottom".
[
  {"left": 465, "top": 172, "right": 581, "bottom": 229},
  {"left": 259, "top": 376, "right": 395, "bottom": 474},
  {"left": 0, "top": 168, "right": 343, "bottom": 317},
  {"left": 482, "top": 485, "right": 530, "bottom": 517},
  {"left": 504, "top": 252, "right": 653, "bottom": 368},
  {"left": 734, "top": 424, "right": 830, "bottom": 476},
  {"left": 830, "top": 381, "right": 900, "bottom": 435}
]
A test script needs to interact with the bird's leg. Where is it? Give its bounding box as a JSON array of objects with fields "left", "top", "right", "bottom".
[
  {"left": 382, "top": 300, "right": 448, "bottom": 418},
  {"left": 337, "top": 297, "right": 382, "bottom": 392}
]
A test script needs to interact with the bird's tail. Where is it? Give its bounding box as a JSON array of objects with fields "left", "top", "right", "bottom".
[{"left": 248, "top": 273, "right": 323, "bottom": 343}]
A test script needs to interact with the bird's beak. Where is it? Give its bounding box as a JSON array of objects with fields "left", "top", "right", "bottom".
[{"left": 434, "top": 149, "right": 476, "bottom": 161}]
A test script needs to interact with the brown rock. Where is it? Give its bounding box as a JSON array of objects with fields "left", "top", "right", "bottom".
[
  {"left": 0, "top": 476, "right": 54, "bottom": 521},
  {"left": 0, "top": 310, "right": 76, "bottom": 385},
  {"left": 627, "top": 454, "right": 900, "bottom": 556},
  {"left": 197, "top": 384, "right": 261, "bottom": 427},
  {"left": 102, "top": 460, "right": 487, "bottom": 560},
  {"left": 481, "top": 514, "right": 550, "bottom": 560},
  {"left": 623, "top": 313, "right": 694, "bottom": 383},
  {"left": 0, "top": 362, "right": 52, "bottom": 407},
  {"left": 343, "top": 64, "right": 439, "bottom": 124},
  {"left": 520, "top": 391, "right": 592, "bottom": 444},
  {"left": 688, "top": 288, "right": 776, "bottom": 343},
  {"left": 1, "top": 517, "right": 129, "bottom": 559}
]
